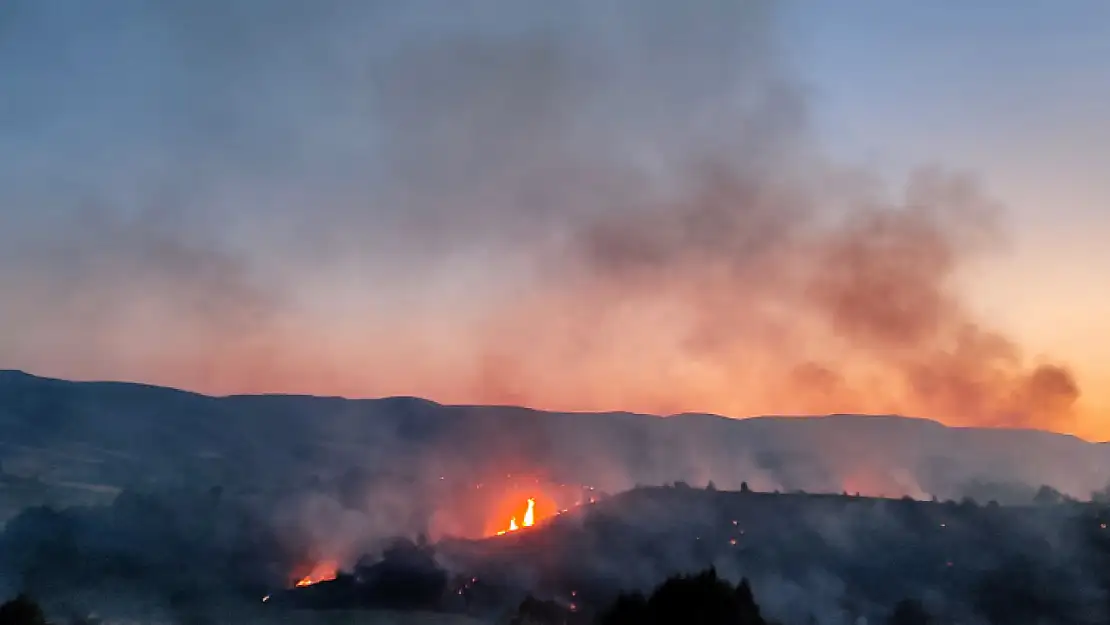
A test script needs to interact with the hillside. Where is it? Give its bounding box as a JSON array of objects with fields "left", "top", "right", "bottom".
[
  {"left": 285, "top": 486, "right": 1110, "bottom": 625},
  {"left": 1, "top": 369, "right": 1109, "bottom": 525}
]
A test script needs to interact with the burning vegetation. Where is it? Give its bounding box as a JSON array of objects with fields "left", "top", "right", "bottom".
[
  {"left": 496, "top": 497, "right": 536, "bottom": 536},
  {"left": 256, "top": 483, "right": 1110, "bottom": 625},
  {"left": 294, "top": 561, "right": 338, "bottom": 587},
  {"left": 489, "top": 484, "right": 603, "bottom": 537},
  {"left": 1, "top": 477, "right": 1109, "bottom": 624},
  {"left": 464, "top": 474, "right": 605, "bottom": 539}
]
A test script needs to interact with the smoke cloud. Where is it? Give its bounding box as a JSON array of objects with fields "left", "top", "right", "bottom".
[{"left": 0, "top": 0, "right": 1082, "bottom": 431}]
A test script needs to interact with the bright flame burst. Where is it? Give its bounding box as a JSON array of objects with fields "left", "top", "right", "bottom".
[
  {"left": 294, "top": 561, "right": 338, "bottom": 587},
  {"left": 496, "top": 497, "right": 536, "bottom": 536}
]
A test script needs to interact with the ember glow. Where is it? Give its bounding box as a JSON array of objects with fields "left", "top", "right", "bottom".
[
  {"left": 496, "top": 497, "right": 536, "bottom": 536},
  {"left": 294, "top": 561, "right": 338, "bottom": 587}
]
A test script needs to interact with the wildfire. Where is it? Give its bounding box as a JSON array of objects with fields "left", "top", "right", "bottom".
[
  {"left": 496, "top": 497, "right": 536, "bottom": 536},
  {"left": 523, "top": 497, "right": 535, "bottom": 526},
  {"left": 294, "top": 561, "right": 338, "bottom": 588}
]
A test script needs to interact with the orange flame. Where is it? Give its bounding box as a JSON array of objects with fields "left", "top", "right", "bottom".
[
  {"left": 523, "top": 497, "right": 535, "bottom": 526},
  {"left": 294, "top": 561, "right": 338, "bottom": 587},
  {"left": 495, "top": 497, "right": 535, "bottom": 536}
]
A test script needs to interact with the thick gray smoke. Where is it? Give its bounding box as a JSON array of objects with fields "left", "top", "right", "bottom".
[
  {"left": 0, "top": 4, "right": 1102, "bottom": 621},
  {"left": 0, "top": 0, "right": 1083, "bottom": 432},
  {"left": 1, "top": 368, "right": 1109, "bottom": 624}
]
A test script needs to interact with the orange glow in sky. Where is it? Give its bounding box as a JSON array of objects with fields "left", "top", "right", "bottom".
[{"left": 2, "top": 2, "right": 1108, "bottom": 442}]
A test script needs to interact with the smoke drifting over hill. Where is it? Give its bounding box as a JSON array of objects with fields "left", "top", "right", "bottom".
[{"left": 0, "top": 0, "right": 1082, "bottom": 431}]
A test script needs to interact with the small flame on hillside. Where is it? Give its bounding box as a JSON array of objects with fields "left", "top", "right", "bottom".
[
  {"left": 496, "top": 498, "right": 536, "bottom": 536},
  {"left": 294, "top": 561, "right": 338, "bottom": 587}
]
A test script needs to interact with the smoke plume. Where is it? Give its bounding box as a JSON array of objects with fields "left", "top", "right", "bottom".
[{"left": 0, "top": 0, "right": 1081, "bottom": 430}]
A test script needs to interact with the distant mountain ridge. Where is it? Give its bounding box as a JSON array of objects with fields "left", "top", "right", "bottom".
[{"left": 1, "top": 370, "right": 1108, "bottom": 513}]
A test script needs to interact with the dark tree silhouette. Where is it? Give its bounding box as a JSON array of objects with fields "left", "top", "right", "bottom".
[
  {"left": 886, "top": 598, "right": 930, "bottom": 625},
  {"left": 973, "top": 557, "right": 1074, "bottom": 625},
  {"left": 0, "top": 594, "right": 47, "bottom": 625},
  {"left": 598, "top": 568, "right": 764, "bottom": 625},
  {"left": 510, "top": 596, "right": 572, "bottom": 625},
  {"left": 1075, "top": 509, "right": 1110, "bottom": 622},
  {"left": 597, "top": 592, "right": 649, "bottom": 625},
  {"left": 0, "top": 490, "right": 294, "bottom": 602},
  {"left": 1092, "top": 483, "right": 1110, "bottom": 504},
  {"left": 733, "top": 578, "right": 763, "bottom": 625},
  {"left": 1033, "top": 485, "right": 1064, "bottom": 506},
  {"left": 354, "top": 537, "right": 447, "bottom": 610}
]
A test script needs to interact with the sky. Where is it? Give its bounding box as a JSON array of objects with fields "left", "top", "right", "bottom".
[
  {"left": 1, "top": 1, "right": 1108, "bottom": 439},
  {"left": 780, "top": 1, "right": 1110, "bottom": 436}
]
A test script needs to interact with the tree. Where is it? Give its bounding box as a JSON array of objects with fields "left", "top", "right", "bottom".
[
  {"left": 1033, "top": 485, "right": 1063, "bottom": 506},
  {"left": 886, "top": 598, "right": 930, "bottom": 625},
  {"left": 734, "top": 578, "right": 763, "bottom": 625},
  {"left": 598, "top": 592, "right": 649, "bottom": 625},
  {"left": 510, "top": 596, "right": 570, "bottom": 625},
  {"left": 0, "top": 594, "right": 47, "bottom": 625},
  {"left": 356, "top": 537, "right": 447, "bottom": 611},
  {"left": 599, "top": 568, "right": 765, "bottom": 625},
  {"left": 973, "top": 557, "right": 1072, "bottom": 625},
  {"left": 1092, "top": 483, "right": 1110, "bottom": 504},
  {"left": 740, "top": 482, "right": 751, "bottom": 494},
  {"left": 707, "top": 481, "right": 717, "bottom": 492}
]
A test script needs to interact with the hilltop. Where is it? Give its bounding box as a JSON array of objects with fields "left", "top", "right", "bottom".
[{"left": 1, "top": 370, "right": 1108, "bottom": 524}]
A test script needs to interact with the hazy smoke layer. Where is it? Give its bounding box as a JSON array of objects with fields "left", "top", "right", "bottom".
[{"left": 0, "top": 1, "right": 1081, "bottom": 430}]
